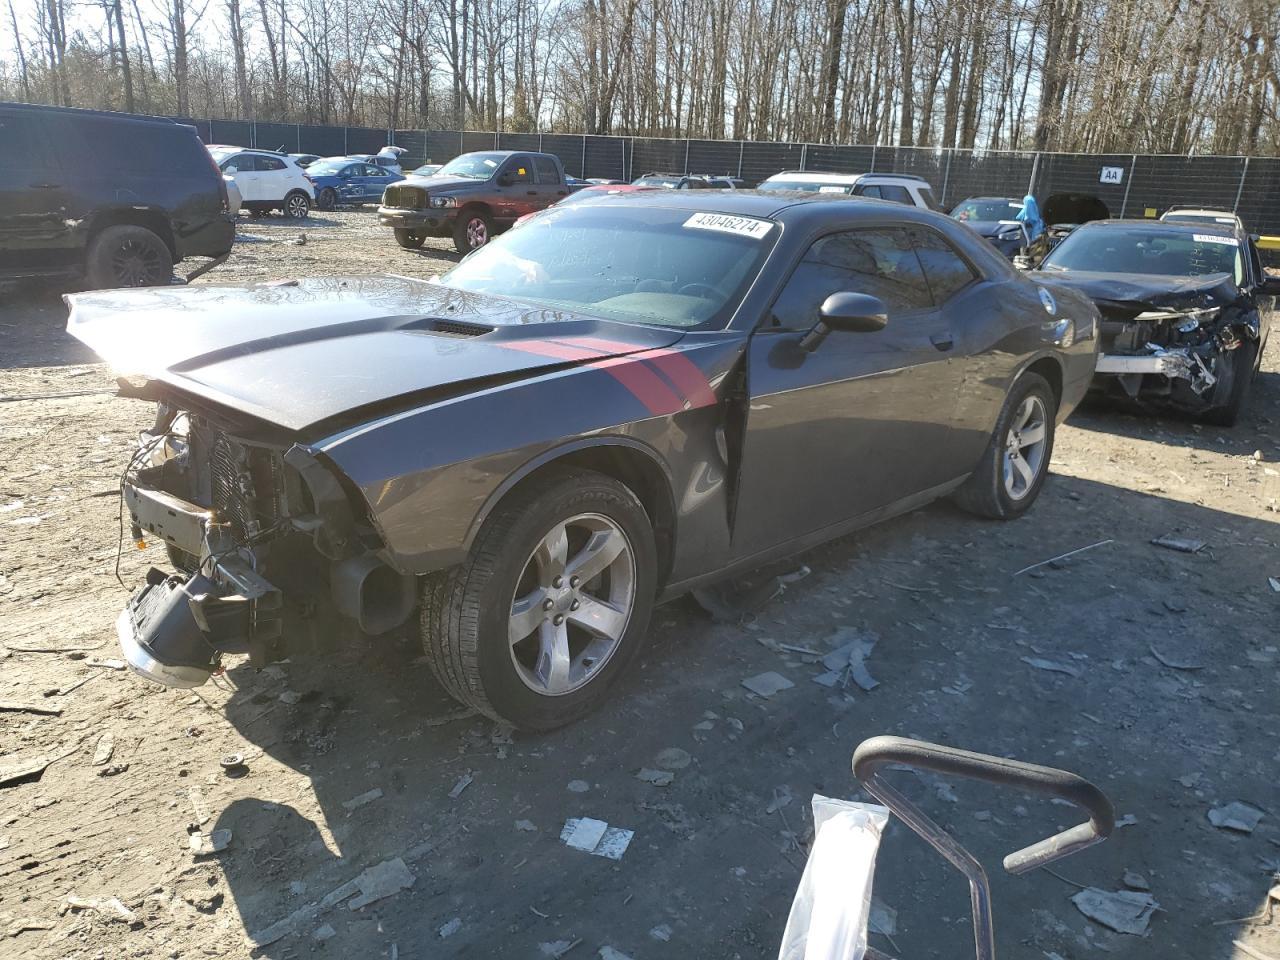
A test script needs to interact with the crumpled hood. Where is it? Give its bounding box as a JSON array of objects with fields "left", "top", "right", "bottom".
[
  {"left": 392, "top": 175, "right": 485, "bottom": 193},
  {"left": 966, "top": 219, "right": 1021, "bottom": 239},
  {"left": 65, "top": 276, "right": 683, "bottom": 433},
  {"left": 1027, "top": 270, "right": 1241, "bottom": 314}
]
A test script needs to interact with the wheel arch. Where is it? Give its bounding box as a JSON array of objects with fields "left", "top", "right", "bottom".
[
  {"left": 462, "top": 438, "right": 677, "bottom": 588},
  {"left": 85, "top": 208, "right": 177, "bottom": 258},
  {"left": 1019, "top": 353, "right": 1064, "bottom": 410}
]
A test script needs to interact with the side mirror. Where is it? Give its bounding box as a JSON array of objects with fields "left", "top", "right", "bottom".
[{"left": 799, "top": 292, "right": 888, "bottom": 351}]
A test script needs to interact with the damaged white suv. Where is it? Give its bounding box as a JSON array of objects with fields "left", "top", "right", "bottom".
[{"left": 1032, "top": 219, "right": 1277, "bottom": 425}]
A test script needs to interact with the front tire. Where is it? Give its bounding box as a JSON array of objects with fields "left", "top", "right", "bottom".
[
  {"left": 317, "top": 188, "right": 337, "bottom": 211},
  {"left": 85, "top": 225, "right": 173, "bottom": 289},
  {"left": 394, "top": 228, "right": 426, "bottom": 249},
  {"left": 953, "top": 371, "right": 1057, "bottom": 520},
  {"left": 421, "top": 467, "right": 657, "bottom": 731},
  {"left": 1201, "top": 340, "right": 1258, "bottom": 427},
  {"left": 452, "top": 209, "right": 493, "bottom": 254}
]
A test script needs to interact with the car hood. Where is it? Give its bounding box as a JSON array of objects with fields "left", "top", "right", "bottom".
[
  {"left": 394, "top": 175, "right": 486, "bottom": 192},
  {"left": 964, "top": 219, "right": 1022, "bottom": 239},
  {"left": 1028, "top": 270, "right": 1241, "bottom": 314},
  {"left": 65, "top": 276, "right": 683, "bottom": 433}
]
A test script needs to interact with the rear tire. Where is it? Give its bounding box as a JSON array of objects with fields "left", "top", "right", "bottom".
[
  {"left": 1201, "top": 340, "right": 1258, "bottom": 427},
  {"left": 421, "top": 467, "right": 656, "bottom": 731},
  {"left": 283, "top": 191, "right": 311, "bottom": 219},
  {"left": 394, "top": 228, "right": 426, "bottom": 249},
  {"left": 452, "top": 209, "right": 493, "bottom": 254},
  {"left": 85, "top": 225, "right": 173, "bottom": 289},
  {"left": 953, "top": 372, "right": 1057, "bottom": 520}
]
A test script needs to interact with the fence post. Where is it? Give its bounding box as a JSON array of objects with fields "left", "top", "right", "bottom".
[
  {"left": 800, "top": 143, "right": 808, "bottom": 171},
  {"left": 1026, "top": 152, "right": 1041, "bottom": 195},
  {"left": 345, "top": 127, "right": 349, "bottom": 154},
  {"left": 581, "top": 136, "right": 588, "bottom": 178},
  {"left": 737, "top": 141, "right": 745, "bottom": 179},
  {"left": 459, "top": 130, "right": 464, "bottom": 154},
  {"left": 683, "top": 139, "right": 690, "bottom": 174},
  {"left": 251, "top": 120, "right": 257, "bottom": 149},
  {"left": 296, "top": 123, "right": 301, "bottom": 153},
  {"left": 1233, "top": 157, "right": 1250, "bottom": 213},
  {"left": 940, "top": 149, "right": 952, "bottom": 206},
  {"left": 628, "top": 137, "right": 635, "bottom": 182},
  {"left": 494, "top": 130, "right": 499, "bottom": 149},
  {"left": 1119, "top": 154, "right": 1136, "bottom": 218},
  {"left": 870, "top": 143, "right": 877, "bottom": 172}
]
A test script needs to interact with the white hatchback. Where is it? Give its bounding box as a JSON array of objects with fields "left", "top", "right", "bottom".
[{"left": 208, "top": 146, "right": 315, "bottom": 218}]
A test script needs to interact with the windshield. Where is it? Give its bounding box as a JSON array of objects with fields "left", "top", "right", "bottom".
[
  {"left": 208, "top": 148, "right": 234, "bottom": 162},
  {"left": 952, "top": 199, "right": 1023, "bottom": 222},
  {"left": 633, "top": 176, "right": 682, "bottom": 188},
  {"left": 1040, "top": 225, "right": 1244, "bottom": 284},
  {"left": 1162, "top": 213, "right": 1237, "bottom": 226},
  {"left": 412, "top": 164, "right": 441, "bottom": 176},
  {"left": 307, "top": 161, "right": 348, "bottom": 175},
  {"left": 440, "top": 205, "right": 777, "bottom": 329},
  {"left": 438, "top": 153, "right": 505, "bottom": 179},
  {"left": 757, "top": 179, "right": 853, "bottom": 194}
]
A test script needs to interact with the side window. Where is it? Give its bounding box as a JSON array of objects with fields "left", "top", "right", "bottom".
[
  {"left": 220, "top": 154, "right": 247, "bottom": 174},
  {"left": 342, "top": 164, "right": 361, "bottom": 177},
  {"left": 533, "top": 156, "right": 559, "bottom": 184},
  {"left": 505, "top": 157, "right": 533, "bottom": 183},
  {"left": 256, "top": 155, "right": 286, "bottom": 171},
  {"left": 877, "top": 184, "right": 913, "bottom": 205},
  {"left": 770, "top": 228, "right": 932, "bottom": 329},
  {"left": 1249, "top": 242, "right": 1264, "bottom": 288},
  {"left": 856, "top": 185, "right": 882, "bottom": 199},
  {"left": 910, "top": 228, "right": 979, "bottom": 303},
  {"left": 0, "top": 114, "right": 51, "bottom": 171},
  {"left": 917, "top": 187, "right": 943, "bottom": 211}
]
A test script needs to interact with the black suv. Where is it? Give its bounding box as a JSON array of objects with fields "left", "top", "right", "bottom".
[{"left": 0, "top": 103, "right": 234, "bottom": 289}]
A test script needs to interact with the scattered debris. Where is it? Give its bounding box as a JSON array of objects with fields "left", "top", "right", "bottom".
[
  {"left": 1233, "top": 940, "right": 1280, "bottom": 960},
  {"left": 6, "top": 918, "right": 55, "bottom": 937},
  {"left": 636, "top": 768, "right": 675, "bottom": 787},
  {"left": 219, "top": 753, "right": 248, "bottom": 778},
  {"left": 1149, "top": 645, "right": 1204, "bottom": 671},
  {"left": 1151, "top": 535, "right": 1206, "bottom": 554},
  {"left": 313, "top": 924, "right": 336, "bottom": 941},
  {"left": 567, "top": 779, "right": 590, "bottom": 793},
  {"left": 449, "top": 772, "right": 474, "bottom": 799},
  {"left": 91, "top": 734, "right": 114, "bottom": 766},
  {"left": 817, "top": 631, "right": 879, "bottom": 691},
  {"left": 97, "top": 763, "right": 129, "bottom": 777},
  {"left": 348, "top": 857, "right": 415, "bottom": 910},
  {"left": 869, "top": 899, "right": 898, "bottom": 936},
  {"left": 1208, "top": 801, "right": 1264, "bottom": 833},
  {"left": 540, "top": 939, "right": 582, "bottom": 958},
  {"left": 655, "top": 747, "right": 692, "bottom": 770},
  {"left": 188, "top": 786, "right": 211, "bottom": 825},
  {"left": 0, "top": 752, "right": 55, "bottom": 788},
  {"left": 561, "top": 818, "right": 634, "bottom": 860},
  {"left": 515, "top": 819, "right": 537, "bottom": 832},
  {"left": 1269, "top": 577, "right": 1280, "bottom": 593},
  {"left": 86, "top": 657, "right": 126, "bottom": 670},
  {"left": 1019, "top": 656, "right": 1081, "bottom": 678},
  {"left": 649, "top": 924, "right": 673, "bottom": 942},
  {"left": 64, "top": 895, "right": 137, "bottom": 925},
  {"left": 1116, "top": 814, "right": 1139, "bottom": 828},
  {"left": 1012, "top": 538, "right": 1113, "bottom": 576},
  {"left": 0, "top": 700, "right": 62, "bottom": 716},
  {"left": 343, "top": 788, "right": 384, "bottom": 811},
  {"left": 767, "top": 785, "right": 794, "bottom": 814},
  {"left": 52, "top": 672, "right": 104, "bottom": 697},
  {"left": 278, "top": 689, "right": 303, "bottom": 705},
  {"left": 1071, "top": 888, "right": 1159, "bottom": 935},
  {"left": 741, "top": 671, "right": 795, "bottom": 698},
  {"left": 439, "top": 917, "right": 462, "bottom": 938},
  {"left": 1123, "top": 870, "right": 1151, "bottom": 891},
  {"left": 598, "top": 948, "right": 635, "bottom": 960},
  {"left": 189, "top": 829, "right": 232, "bottom": 856}
]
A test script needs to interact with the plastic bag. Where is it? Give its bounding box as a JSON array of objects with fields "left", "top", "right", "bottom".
[{"left": 776, "top": 795, "right": 890, "bottom": 960}]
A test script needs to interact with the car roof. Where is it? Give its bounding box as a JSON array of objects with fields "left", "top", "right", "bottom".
[
  {"left": 1075, "top": 218, "right": 1240, "bottom": 238},
  {"left": 956, "top": 196, "right": 1023, "bottom": 203},
  {"left": 1163, "top": 207, "right": 1235, "bottom": 216},
  {"left": 578, "top": 188, "right": 948, "bottom": 226},
  {"left": 0, "top": 101, "right": 181, "bottom": 125}
]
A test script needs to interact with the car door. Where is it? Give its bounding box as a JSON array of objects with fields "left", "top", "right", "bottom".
[
  {"left": 361, "top": 164, "right": 393, "bottom": 201},
  {"left": 254, "top": 154, "right": 288, "bottom": 204},
  {"left": 495, "top": 155, "right": 537, "bottom": 221},
  {"left": 532, "top": 156, "right": 568, "bottom": 210},
  {"left": 732, "top": 225, "right": 966, "bottom": 557},
  {"left": 0, "top": 110, "right": 74, "bottom": 272},
  {"left": 219, "top": 153, "right": 259, "bottom": 202}
]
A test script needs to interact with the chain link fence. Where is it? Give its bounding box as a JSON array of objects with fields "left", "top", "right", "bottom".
[{"left": 176, "top": 117, "right": 1280, "bottom": 236}]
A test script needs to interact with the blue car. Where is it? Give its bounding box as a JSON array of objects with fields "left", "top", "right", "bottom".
[{"left": 308, "top": 157, "right": 405, "bottom": 210}]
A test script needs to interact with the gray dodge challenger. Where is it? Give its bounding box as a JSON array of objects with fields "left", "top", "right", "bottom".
[{"left": 68, "top": 192, "right": 1099, "bottom": 730}]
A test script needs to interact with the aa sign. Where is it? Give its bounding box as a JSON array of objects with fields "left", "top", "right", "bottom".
[{"left": 1099, "top": 166, "right": 1125, "bottom": 184}]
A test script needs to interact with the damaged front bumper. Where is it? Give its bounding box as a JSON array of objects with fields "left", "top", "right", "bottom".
[{"left": 1095, "top": 346, "right": 1217, "bottom": 395}]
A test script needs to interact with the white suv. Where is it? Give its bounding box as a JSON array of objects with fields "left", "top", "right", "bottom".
[
  {"left": 756, "top": 171, "right": 941, "bottom": 209},
  {"left": 207, "top": 146, "right": 315, "bottom": 218}
]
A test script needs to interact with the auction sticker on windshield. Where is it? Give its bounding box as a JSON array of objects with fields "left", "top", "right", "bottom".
[
  {"left": 1194, "top": 234, "right": 1238, "bottom": 245},
  {"left": 684, "top": 212, "right": 773, "bottom": 239}
]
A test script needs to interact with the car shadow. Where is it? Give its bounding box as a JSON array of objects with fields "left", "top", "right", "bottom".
[
  {"left": 1067, "top": 385, "right": 1276, "bottom": 456},
  {"left": 239, "top": 214, "right": 345, "bottom": 228},
  {"left": 408, "top": 248, "right": 463, "bottom": 265},
  {"left": 210, "top": 471, "right": 1278, "bottom": 959},
  {"left": 0, "top": 283, "right": 97, "bottom": 369}
]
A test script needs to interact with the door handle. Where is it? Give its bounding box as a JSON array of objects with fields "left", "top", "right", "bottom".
[
  {"left": 32, "top": 182, "right": 61, "bottom": 189},
  {"left": 930, "top": 333, "right": 954, "bottom": 352},
  {"left": 526, "top": 190, "right": 537, "bottom": 196}
]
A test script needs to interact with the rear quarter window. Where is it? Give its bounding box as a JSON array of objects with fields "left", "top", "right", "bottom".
[
  {"left": 0, "top": 113, "right": 54, "bottom": 171},
  {"left": 60, "top": 116, "right": 210, "bottom": 178},
  {"left": 910, "top": 228, "right": 979, "bottom": 302},
  {"left": 534, "top": 156, "right": 559, "bottom": 184}
]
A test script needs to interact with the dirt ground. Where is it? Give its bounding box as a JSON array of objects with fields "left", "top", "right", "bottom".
[{"left": 2, "top": 209, "right": 1278, "bottom": 960}]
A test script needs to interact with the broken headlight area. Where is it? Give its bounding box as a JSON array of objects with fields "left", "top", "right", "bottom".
[
  {"left": 1093, "top": 301, "right": 1257, "bottom": 409},
  {"left": 117, "top": 406, "right": 416, "bottom": 689}
]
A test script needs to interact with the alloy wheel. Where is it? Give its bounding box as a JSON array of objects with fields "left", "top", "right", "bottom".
[
  {"left": 1002, "top": 394, "right": 1048, "bottom": 500},
  {"left": 466, "top": 217, "right": 488, "bottom": 248},
  {"left": 508, "top": 513, "right": 635, "bottom": 696},
  {"left": 286, "top": 194, "right": 309, "bottom": 218},
  {"left": 110, "top": 239, "right": 166, "bottom": 286}
]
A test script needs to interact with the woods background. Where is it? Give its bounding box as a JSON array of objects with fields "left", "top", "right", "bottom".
[{"left": 2, "top": 0, "right": 1278, "bottom": 156}]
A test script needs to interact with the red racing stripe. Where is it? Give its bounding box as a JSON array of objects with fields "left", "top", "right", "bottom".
[
  {"left": 587, "top": 356, "right": 685, "bottom": 416},
  {"left": 499, "top": 340, "right": 604, "bottom": 362},
  {"left": 632, "top": 349, "right": 717, "bottom": 409}
]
